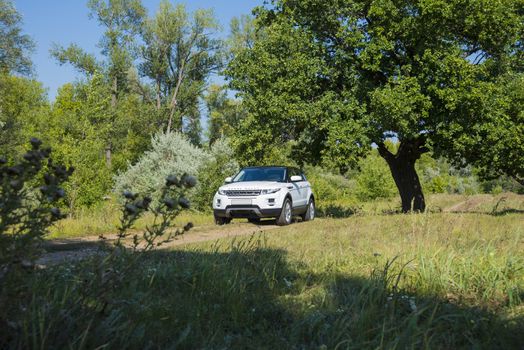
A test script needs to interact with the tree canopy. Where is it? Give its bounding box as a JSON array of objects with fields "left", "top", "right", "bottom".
[
  {"left": 0, "top": 0, "right": 34, "bottom": 75},
  {"left": 227, "top": 0, "right": 524, "bottom": 211}
]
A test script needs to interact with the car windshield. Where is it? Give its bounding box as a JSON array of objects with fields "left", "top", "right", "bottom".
[{"left": 232, "top": 167, "right": 286, "bottom": 182}]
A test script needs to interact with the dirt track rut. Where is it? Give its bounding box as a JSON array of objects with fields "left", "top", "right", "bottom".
[{"left": 38, "top": 221, "right": 281, "bottom": 266}]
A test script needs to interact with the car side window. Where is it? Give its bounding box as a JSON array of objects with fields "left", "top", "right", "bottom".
[{"left": 286, "top": 167, "right": 293, "bottom": 182}]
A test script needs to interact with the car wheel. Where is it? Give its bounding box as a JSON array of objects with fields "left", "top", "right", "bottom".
[
  {"left": 215, "top": 216, "right": 231, "bottom": 225},
  {"left": 301, "top": 198, "right": 315, "bottom": 222},
  {"left": 276, "top": 198, "right": 292, "bottom": 226}
]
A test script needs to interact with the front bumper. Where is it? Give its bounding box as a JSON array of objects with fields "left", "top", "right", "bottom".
[
  {"left": 213, "top": 205, "right": 282, "bottom": 218},
  {"left": 213, "top": 191, "right": 286, "bottom": 219}
]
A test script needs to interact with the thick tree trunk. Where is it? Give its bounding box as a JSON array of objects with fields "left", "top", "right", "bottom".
[{"left": 378, "top": 138, "right": 428, "bottom": 213}]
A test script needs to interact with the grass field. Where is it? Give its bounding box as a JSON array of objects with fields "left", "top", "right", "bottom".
[
  {"left": 48, "top": 193, "right": 524, "bottom": 239},
  {"left": 3, "top": 194, "right": 524, "bottom": 349}
]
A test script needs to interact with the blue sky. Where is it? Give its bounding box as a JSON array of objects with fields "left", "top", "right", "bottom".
[{"left": 13, "top": 0, "right": 262, "bottom": 100}]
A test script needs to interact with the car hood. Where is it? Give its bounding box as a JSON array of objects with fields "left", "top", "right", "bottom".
[{"left": 219, "top": 181, "right": 286, "bottom": 191}]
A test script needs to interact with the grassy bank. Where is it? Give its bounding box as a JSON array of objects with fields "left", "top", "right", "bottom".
[
  {"left": 49, "top": 193, "right": 524, "bottom": 239},
  {"left": 4, "top": 206, "right": 523, "bottom": 348},
  {"left": 49, "top": 202, "right": 214, "bottom": 239}
]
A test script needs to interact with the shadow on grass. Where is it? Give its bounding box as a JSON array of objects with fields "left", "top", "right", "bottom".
[
  {"left": 317, "top": 204, "right": 359, "bottom": 218},
  {"left": 3, "top": 238, "right": 523, "bottom": 349}
]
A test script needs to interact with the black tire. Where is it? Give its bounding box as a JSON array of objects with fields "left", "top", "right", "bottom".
[
  {"left": 301, "top": 198, "right": 315, "bottom": 222},
  {"left": 248, "top": 218, "right": 261, "bottom": 224},
  {"left": 276, "top": 198, "right": 293, "bottom": 226},
  {"left": 215, "top": 216, "right": 232, "bottom": 225}
]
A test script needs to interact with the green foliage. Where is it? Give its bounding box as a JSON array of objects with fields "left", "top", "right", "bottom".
[
  {"left": 355, "top": 152, "right": 397, "bottom": 201},
  {"left": 227, "top": 0, "right": 524, "bottom": 209},
  {"left": 417, "top": 154, "right": 480, "bottom": 195},
  {"left": 35, "top": 75, "right": 155, "bottom": 209},
  {"left": 227, "top": 14, "right": 259, "bottom": 60},
  {"left": 304, "top": 165, "right": 353, "bottom": 202},
  {"left": 3, "top": 213, "right": 523, "bottom": 348},
  {"left": 50, "top": 43, "right": 100, "bottom": 75},
  {"left": 0, "top": 138, "right": 72, "bottom": 274},
  {"left": 193, "top": 139, "right": 239, "bottom": 212},
  {"left": 205, "top": 85, "right": 247, "bottom": 145},
  {"left": 1, "top": 168, "right": 196, "bottom": 347},
  {"left": 115, "top": 174, "right": 196, "bottom": 251},
  {"left": 0, "top": 0, "right": 34, "bottom": 75},
  {"left": 445, "top": 73, "right": 524, "bottom": 186},
  {"left": 139, "top": 1, "right": 222, "bottom": 133},
  {"left": 0, "top": 75, "right": 48, "bottom": 158},
  {"left": 114, "top": 132, "right": 208, "bottom": 203}
]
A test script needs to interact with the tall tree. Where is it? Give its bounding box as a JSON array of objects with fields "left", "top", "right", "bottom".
[
  {"left": 227, "top": 0, "right": 524, "bottom": 212},
  {"left": 205, "top": 84, "right": 246, "bottom": 145},
  {"left": 139, "top": 1, "right": 221, "bottom": 133},
  {"left": 227, "top": 14, "right": 258, "bottom": 59},
  {"left": 0, "top": 0, "right": 34, "bottom": 75},
  {"left": 0, "top": 75, "right": 47, "bottom": 157},
  {"left": 51, "top": 0, "right": 146, "bottom": 168},
  {"left": 0, "top": 1, "right": 44, "bottom": 157}
]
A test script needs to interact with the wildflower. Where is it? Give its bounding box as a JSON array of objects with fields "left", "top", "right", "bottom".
[
  {"left": 30, "top": 137, "right": 42, "bottom": 149},
  {"left": 166, "top": 175, "right": 179, "bottom": 187},
  {"left": 123, "top": 190, "right": 137, "bottom": 200},
  {"left": 55, "top": 188, "right": 65, "bottom": 199},
  {"left": 163, "top": 198, "right": 176, "bottom": 209},
  {"left": 41, "top": 147, "right": 52, "bottom": 157},
  {"left": 125, "top": 204, "right": 138, "bottom": 215},
  {"left": 181, "top": 174, "right": 197, "bottom": 188},
  {"left": 140, "top": 196, "right": 152, "bottom": 210},
  {"left": 178, "top": 197, "right": 190, "bottom": 209},
  {"left": 23, "top": 152, "right": 35, "bottom": 162},
  {"left": 50, "top": 207, "right": 63, "bottom": 219}
]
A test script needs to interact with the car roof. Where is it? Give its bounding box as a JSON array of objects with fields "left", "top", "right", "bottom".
[{"left": 242, "top": 166, "right": 287, "bottom": 169}]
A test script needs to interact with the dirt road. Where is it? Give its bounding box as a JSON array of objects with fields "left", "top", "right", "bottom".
[{"left": 38, "top": 220, "right": 281, "bottom": 266}]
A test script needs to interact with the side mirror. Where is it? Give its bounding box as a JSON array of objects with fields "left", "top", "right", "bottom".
[
  {"left": 290, "top": 175, "right": 302, "bottom": 182},
  {"left": 224, "top": 177, "right": 233, "bottom": 183}
]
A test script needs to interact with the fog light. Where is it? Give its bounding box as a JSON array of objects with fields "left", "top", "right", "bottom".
[
  {"left": 217, "top": 198, "right": 221, "bottom": 207},
  {"left": 268, "top": 198, "right": 275, "bottom": 206}
]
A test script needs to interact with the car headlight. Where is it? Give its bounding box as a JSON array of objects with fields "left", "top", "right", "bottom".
[
  {"left": 261, "top": 188, "right": 281, "bottom": 195},
  {"left": 217, "top": 189, "right": 227, "bottom": 195}
]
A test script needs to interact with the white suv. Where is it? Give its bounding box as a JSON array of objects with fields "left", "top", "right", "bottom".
[{"left": 213, "top": 166, "right": 315, "bottom": 226}]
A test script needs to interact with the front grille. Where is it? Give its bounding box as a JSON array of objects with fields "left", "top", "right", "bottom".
[{"left": 224, "top": 190, "right": 261, "bottom": 197}]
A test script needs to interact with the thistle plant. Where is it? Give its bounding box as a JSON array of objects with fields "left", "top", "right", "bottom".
[
  {"left": 112, "top": 173, "right": 197, "bottom": 251},
  {"left": 0, "top": 138, "right": 73, "bottom": 277}
]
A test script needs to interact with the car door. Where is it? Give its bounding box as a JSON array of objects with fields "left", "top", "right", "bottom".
[
  {"left": 298, "top": 170, "right": 311, "bottom": 206},
  {"left": 286, "top": 168, "right": 301, "bottom": 207},
  {"left": 294, "top": 169, "right": 309, "bottom": 207}
]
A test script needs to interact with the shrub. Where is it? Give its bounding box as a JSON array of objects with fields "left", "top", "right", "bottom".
[
  {"left": 113, "top": 132, "right": 209, "bottom": 203},
  {"left": 193, "top": 139, "right": 239, "bottom": 212},
  {"left": 0, "top": 138, "right": 72, "bottom": 273},
  {"left": 0, "top": 137, "right": 72, "bottom": 337},
  {"left": 304, "top": 165, "right": 354, "bottom": 202},
  {"left": 355, "top": 151, "right": 397, "bottom": 201}
]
